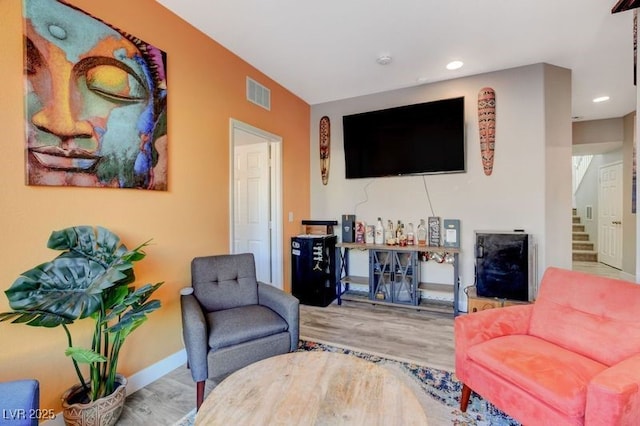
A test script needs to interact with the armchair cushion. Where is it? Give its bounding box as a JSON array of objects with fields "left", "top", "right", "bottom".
[
  {"left": 207, "top": 305, "right": 288, "bottom": 350},
  {"left": 467, "top": 334, "right": 607, "bottom": 418},
  {"left": 192, "top": 254, "right": 259, "bottom": 311},
  {"left": 529, "top": 267, "right": 640, "bottom": 366}
]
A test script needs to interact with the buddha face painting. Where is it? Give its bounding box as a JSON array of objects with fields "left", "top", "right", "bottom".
[{"left": 24, "top": 0, "right": 167, "bottom": 189}]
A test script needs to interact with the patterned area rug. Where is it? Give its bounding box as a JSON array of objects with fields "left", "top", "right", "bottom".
[{"left": 174, "top": 339, "right": 520, "bottom": 426}]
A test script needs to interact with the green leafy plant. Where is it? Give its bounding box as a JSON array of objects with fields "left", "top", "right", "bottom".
[{"left": 0, "top": 226, "right": 163, "bottom": 402}]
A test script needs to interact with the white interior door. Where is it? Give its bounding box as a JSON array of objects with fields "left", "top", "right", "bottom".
[
  {"left": 234, "top": 132, "right": 271, "bottom": 283},
  {"left": 598, "top": 161, "right": 623, "bottom": 269},
  {"left": 230, "top": 121, "right": 283, "bottom": 288}
]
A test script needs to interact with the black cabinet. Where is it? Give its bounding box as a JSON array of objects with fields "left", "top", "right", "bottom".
[{"left": 291, "top": 235, "right": 339, "bottom": 307}]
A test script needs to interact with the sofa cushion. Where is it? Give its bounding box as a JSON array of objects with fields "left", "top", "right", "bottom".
[
  {"left": 529, "top": 267, "right": 640, "bottom": 366},
  {"left": 207, "top": 305, "right": 288, "bottom": 350},
  {"left": 467, "top": 334, "right": 607, "bottom": 418}
]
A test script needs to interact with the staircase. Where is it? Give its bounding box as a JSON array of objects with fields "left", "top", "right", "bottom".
[{"left": 572, "top": 208, "right": 597, "bottom": 262}]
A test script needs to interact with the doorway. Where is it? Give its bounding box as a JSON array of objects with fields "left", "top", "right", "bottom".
[
  {"left": 598, "top": 161, "right": 623, "bottom": 269},
  {"left": 229, "top": 119, "right": 283, "bottom": 289}
]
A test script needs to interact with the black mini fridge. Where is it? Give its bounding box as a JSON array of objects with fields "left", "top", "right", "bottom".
[
  {"left": 475, "top": 231, "right": 534, "bottom": 301},
  {"left": 291, "top": 235, "right": 339, "bottom": 307}
]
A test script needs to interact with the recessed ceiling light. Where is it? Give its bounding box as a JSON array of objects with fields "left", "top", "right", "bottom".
[
  {"left": 446, "top": 60, "right": 464, "bottom": 70},
  {"left": 593, "top": 96, "right": 610, "bottom": 103}
]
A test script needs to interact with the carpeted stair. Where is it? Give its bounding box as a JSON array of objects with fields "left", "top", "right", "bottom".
[{"left": 573, "top": 208, "right": 597, "bottom": 262}]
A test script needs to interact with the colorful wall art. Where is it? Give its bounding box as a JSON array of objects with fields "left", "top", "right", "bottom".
[{"left": 23, "top": 0, "right": 168, "bottom": 190}]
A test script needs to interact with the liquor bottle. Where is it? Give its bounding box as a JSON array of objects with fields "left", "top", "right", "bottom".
[
  {"left": 365, "top": 225, "right": 375, "bottom": 244},
  {"left": 395, "top": 220, "right": 403, "bottom": 245},
  {"left": 417, "top": 219, "right": 427, "bottom": 246},
  {"left": 374, "top": 217, "right": 384, "bottom": 245},
  {"left": 355, "top": 221, "right": 365, "bottom": 243},
  {"left": 386, "top": 220, "right": 395, "bottom": 245},
  {"left": 399, "top": 223, "right": 408, "bottom": 246},
  {"left": 406, "top": 223, "right": 415, "bottom": 245}
]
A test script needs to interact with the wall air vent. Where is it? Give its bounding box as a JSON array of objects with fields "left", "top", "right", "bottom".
[{"left": 246, "top": 77, "right": 271, "bottom": 110}]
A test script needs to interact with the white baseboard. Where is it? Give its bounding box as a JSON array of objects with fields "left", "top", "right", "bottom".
[
  {"left": 621, "top": 271, "right": 636, "bottom": 282},
  {"left": 43, "top": 349, "right": 187, "bottom": 425},
  {"left": 124, "top": 349, "right": 187, "bottom": 396}
]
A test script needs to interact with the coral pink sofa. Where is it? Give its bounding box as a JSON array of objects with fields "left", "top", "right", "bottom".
[{"left": 455, "top": 267, "right": 640, "bottom": 425}]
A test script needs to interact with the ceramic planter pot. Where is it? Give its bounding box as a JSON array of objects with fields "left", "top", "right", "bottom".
[{"left": 61, "top": 374, "right": 127, "bottom": 426}]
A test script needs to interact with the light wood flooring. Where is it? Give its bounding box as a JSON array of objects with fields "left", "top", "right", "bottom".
[
  {"left": 116, "top": 300, "right": 454, "bottom": 425},
  {"left": 572, "top": 260, "right": 635, "bottom": 281}
]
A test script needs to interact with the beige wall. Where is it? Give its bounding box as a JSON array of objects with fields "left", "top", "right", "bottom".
[
  {"left": 543, "top": 64, "right": 574, "bottom": 279},
  {"left": 0, "top": 0, "right": 310, "bottom": 412},
  {"left": 573, "top": 118, "right": 624, "bottom": 145}
]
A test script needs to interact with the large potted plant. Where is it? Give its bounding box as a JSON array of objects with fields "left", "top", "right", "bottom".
[{"left": 0, "top": 226, "right": 163, "bottom": 426}]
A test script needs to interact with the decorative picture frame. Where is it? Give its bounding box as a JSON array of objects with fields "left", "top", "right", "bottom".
[
  {"left": 443, "top": 219, "right": 461, "bottom": 248},
  {"left": 428, "top": 217, "right": 441, "bottom": 247}
]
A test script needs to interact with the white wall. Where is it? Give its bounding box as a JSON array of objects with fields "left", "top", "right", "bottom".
[{"left": 309, "top": 63, "right": 572, "bottom": 311}]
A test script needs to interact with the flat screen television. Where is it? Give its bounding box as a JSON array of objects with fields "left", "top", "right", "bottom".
[{"left": 342, "top": 96, "right": 465, "bottom": 179}]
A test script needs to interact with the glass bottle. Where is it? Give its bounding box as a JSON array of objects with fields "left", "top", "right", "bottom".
[
  {"left": 386, "top": 220, "right": 395, "bottom": 245},
  {"left": 374, "top": 217, "right": 384, "bottom": 245},
  {"left": 406, "top": 223, "right": 415, "bottom": 245},
  {"left": 417, "top": 219, "right": 427, "bottom": 246}
]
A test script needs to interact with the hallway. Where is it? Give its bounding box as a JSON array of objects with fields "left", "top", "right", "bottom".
[{"left": 572, "top": 261, "right": 635, "bottom": 282}]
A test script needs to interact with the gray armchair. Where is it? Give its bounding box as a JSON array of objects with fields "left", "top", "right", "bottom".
[{"left": 181, "top": 253, "right": 299, "bottom": 410}]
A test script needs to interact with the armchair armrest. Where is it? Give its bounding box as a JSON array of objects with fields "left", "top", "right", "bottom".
[
  {"left": 455, "top": 304, "right": 533, "bottom": 378},
  {"left": 586, "top": 353, "right": 640, "bottom": 424},
  {"left": 0, "top": 379, "right": 39, "bottom": 426},
  {"left": 258, "top": 282, "right": 299, "bottom": 351},
  {"left": 180, "top": 290, "right": 209, "bottom": 382}
]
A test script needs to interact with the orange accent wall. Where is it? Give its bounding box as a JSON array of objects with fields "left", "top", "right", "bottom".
[{"left": 0, "top": 0, "right": 310, "bottom": 413}]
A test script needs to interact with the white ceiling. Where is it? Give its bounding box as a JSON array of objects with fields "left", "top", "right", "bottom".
[{"left": 156, "top": 0, "right": 637, "bottom": 122}]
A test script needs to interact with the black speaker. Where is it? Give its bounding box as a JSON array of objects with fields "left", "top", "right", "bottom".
[{"left": 342, "top": 214, "right": 355, "bottom": 243}]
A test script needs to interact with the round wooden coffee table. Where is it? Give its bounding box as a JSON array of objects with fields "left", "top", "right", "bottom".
[{"left": 195, "top": 350, "right": 428, "bottom": 425}]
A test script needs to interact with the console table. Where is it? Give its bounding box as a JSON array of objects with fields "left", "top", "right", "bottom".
[{"left": 336, "top": 242, "right": 461, "bottom": 316}]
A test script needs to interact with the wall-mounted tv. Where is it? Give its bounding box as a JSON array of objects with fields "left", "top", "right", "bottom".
[{"left": 342, "top": 96, "right": 465, "bottom": 179}]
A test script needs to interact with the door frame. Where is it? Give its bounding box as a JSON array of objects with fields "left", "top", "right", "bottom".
[{"left": 229, "top": 119, "right": 283, "bottom": 288}]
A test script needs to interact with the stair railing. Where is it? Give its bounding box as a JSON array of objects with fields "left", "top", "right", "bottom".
[{"left": 572, "top": 155, "right": 593, "bottom": 199}]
